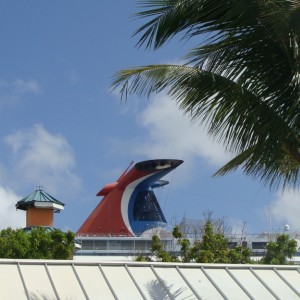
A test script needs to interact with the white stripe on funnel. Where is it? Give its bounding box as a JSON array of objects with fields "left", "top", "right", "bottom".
[{"left": 121, "top": 173, "right": 153, "bottom": 236}]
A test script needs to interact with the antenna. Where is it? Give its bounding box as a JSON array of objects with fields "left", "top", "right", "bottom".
[{"left": 117, "top": 160, "right": 134, "bottom": 182}]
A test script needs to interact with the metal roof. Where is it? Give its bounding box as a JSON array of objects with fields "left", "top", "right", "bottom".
[
  {"left": 1, "top": 259, "right": 300, "bottom": 299},
  {"left": 16, "top": 189, "right": 65, "bottom": 211}
]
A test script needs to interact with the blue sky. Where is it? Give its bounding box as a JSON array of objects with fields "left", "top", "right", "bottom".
[{"left": 0, "top": 0, "right": 298, "bottom": 236}]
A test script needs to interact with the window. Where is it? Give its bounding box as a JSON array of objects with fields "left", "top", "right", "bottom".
[{"left": 252, "top": 242, "right": 267, "bottom": 249}]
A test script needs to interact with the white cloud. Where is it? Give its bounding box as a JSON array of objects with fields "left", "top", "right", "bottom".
[
  {"left": 0, "top": 78, "right": 41, "bottom": 107},
  {"left": 270, "top": 189, "right": 300, "bottom": 231},
  {"left": 4, "top": 124, "right": 81, "bottom": 196},
  {"left": 13, "top": 79, "right": 41, "bottom": 94},
  {"left": 106, "top": 94, "right": 231, "bottom": 186},
  {"left": 0, "top": 187, "right": 25, "bottom": 229},
  {"left": 134, "top": 94, "right": 231, "bottom": 166}
]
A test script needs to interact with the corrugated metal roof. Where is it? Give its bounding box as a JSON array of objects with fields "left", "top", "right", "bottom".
[
  {"left": 16, "top": 189, "right": 65, "bottom": 211},
  {"left": 0, "top": 259, "right": 300, "bottom": 299}
]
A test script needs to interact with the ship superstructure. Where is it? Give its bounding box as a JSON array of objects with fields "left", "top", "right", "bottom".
[{"left": 75, "top": 159, "right": 183, "bottom": 259}]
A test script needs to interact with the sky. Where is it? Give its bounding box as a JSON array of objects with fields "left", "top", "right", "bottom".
[{"left": 0, "top": 0, "right": 299, "bottom": 237}]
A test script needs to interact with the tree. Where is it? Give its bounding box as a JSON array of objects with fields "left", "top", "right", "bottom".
[
  {"left": 150, "top": 235, "right": 180, "bottom": 262},
  {"left": 112, "top": 0, "right": 300, "bottom": 189},
  {"left": 0, "top": 227, "right": 30, "bottom": 259},
  {"left": 261, "top": 234, "right": 297, "bottom": 264},
  {"left": 137, "top": 222, "right": 252, "bottom": 263},
  {"left": 178, "top": 211, "right": 233, "bottom": 241},
  {"left": 0, "top": 227, "right": 75, "bottom": 259},
  {"left": 176, "top": 222, "right": 252, "bottom": 263}
]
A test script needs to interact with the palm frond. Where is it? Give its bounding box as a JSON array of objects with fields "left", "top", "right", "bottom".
[{"left": 112, "top": 0, "right": 300, "bottom": 189}]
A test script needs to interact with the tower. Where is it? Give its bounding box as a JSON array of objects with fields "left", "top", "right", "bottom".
[{"left": 16, "top": 188, "right": 64, "bottom": 228}]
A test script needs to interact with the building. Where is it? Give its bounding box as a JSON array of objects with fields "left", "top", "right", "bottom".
[
  {"left": 1, "top": 259, "right": 300, "bottom": 299},
  {"left": 16, "top": 188, "right": 64, "bottom": 228}
]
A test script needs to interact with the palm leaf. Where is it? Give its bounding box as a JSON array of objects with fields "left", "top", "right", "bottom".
[{"left": 112, "top": 0, "right": 300, "bottom": 188}]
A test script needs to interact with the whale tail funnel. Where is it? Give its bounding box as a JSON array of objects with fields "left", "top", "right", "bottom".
[{"left": 77, "top": 159, "right": 183, "bottom": 237}]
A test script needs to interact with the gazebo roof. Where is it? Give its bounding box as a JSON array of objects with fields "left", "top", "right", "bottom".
[{"left": 16, "top": 189, "right": 65, "bottom": 211}]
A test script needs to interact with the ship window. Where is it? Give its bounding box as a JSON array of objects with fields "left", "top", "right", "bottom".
[
  {"left": 134, "top": 240, "right": 149, "bottom": 250},
  {"left": 228, "top": 242, "right": 238, "bottom": 249},
  {"left": 252, "top": 242, "right": 267, "bottom": 249},
  {"left": 120, "top": 241, "right": 134, "bottom": 250},
  {"left": 81, "top": 240, "right": 94, "bottom": 250},
  {"left": 133, "top": 190, "right": 166, "bottom": 222},
  {"left": 94, "top": 240, "right": 107, "bottom": 250}
]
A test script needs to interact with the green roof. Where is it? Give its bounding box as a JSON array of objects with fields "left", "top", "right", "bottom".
[{"left": 16, "top": 189, "right": 65, "bottom": 211}]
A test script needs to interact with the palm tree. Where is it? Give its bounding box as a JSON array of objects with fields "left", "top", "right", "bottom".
[{"left": 112, "top": 0, "right": 300, "bottom": 189}]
